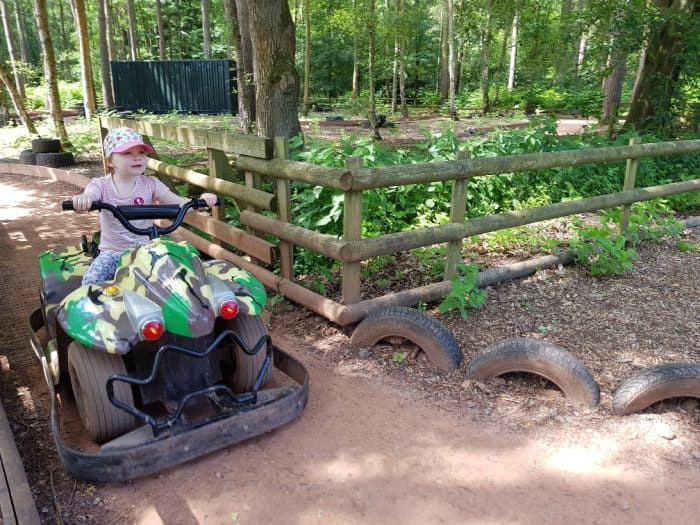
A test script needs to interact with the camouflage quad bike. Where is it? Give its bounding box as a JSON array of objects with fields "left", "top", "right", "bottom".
[{"left": 29, "top": 199, "right": 308, "bottom": 482}]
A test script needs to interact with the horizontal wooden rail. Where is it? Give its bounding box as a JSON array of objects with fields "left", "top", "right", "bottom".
[
  {"left": 338, "top": 178, "right": 700, "bottom": 262},
  {"left": 240, "top": 210, "right": 346, "bottom": 259},
  {"left": 147, "top": 158, "right": 276, "bottom": 211},
  {"left": 101, "top": 117, "right": 273, "bottom": 158},
  {"left": 182, "top": 212, "right": 275, "bottom": 264},
  {"left": 345, "top": 139, "right": 700, "bottom": 190},
  {"left": 233, "top": 156, "right": 353, "bottom": 191}
]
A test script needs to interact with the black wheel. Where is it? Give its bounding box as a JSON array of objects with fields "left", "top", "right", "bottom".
[
  {"left": 612, "top": 363, "right": 700, "bottom": 415},
  {"left": 350, "top": 307, "right": 463, "bottom": 373},
  {"left": 67, "top": 342, "right": 136, "bottom": 443},
  {"left": 222, "top": 314, "right": 271, "bottom": 392},
  {"left": 465, "top": 338, "right": 600, "bottom": 406},
  {"left": 19, "top": 149, "right": 36, "bottom": 165},
  {"left": 31, "top": 138, "right": 61, "bottom": 153},
  {"left": 35, "top": 151, "right": 75, "bottom": 168}
]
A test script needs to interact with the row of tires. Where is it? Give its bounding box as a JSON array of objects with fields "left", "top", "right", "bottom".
[
  {"left": 20, "top": 150, "right": 75, "bottom": 168},
  {"left": 19, "top": 137, "right": 75, "bottom": 168},
  {"left": 350, "top": 307, "right": 699, "bottom": 415}
]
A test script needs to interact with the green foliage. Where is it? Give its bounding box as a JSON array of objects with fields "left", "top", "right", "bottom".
[
  {"left": 676, "top": 239, "right": 698, "bottom": 253},
  {"left": 438, "top": 263, "right": 488, "bottom": 319},
  {"left": 569, "top": 225, "right": 638, "bottom": 277}
]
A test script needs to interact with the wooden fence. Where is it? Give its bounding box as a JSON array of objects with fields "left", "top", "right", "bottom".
[{"left": 100, "top": 117, "right": 700, "bottom": 326}]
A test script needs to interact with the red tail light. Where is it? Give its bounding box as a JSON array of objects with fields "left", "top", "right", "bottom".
[
  {"left": 141, "top": 319, "right": 165, "bottom": 341},
  {"left": 219, "top": 299, "right": 239, "bottom": 319}
]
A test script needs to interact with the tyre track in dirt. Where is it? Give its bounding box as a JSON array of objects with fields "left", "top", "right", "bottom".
[{"left": 1, "top": 172, "right": 700, "bottom": 524}]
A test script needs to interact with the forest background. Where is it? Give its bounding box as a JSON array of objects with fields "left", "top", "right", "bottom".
[{"left": 0, "top": 0, "right": 699, "bottom": 284}]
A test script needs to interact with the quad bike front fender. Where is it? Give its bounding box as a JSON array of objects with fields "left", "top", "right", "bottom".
[{"left": 55, "top": 285, "right": 137, "bottom": 355}]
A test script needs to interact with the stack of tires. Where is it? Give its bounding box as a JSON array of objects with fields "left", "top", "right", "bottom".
[{"left": 19, "top": 138, "right": 75, "bottom": 168}]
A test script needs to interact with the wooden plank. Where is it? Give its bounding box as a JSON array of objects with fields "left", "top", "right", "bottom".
[
  {"left": 181, "top": 212, "right": 276, "bottom": 264},
  {"left": 274, "top": 137, "right": 294, "bottom": 279},
  {"left": 445, "top": 151, "right": 470, "bottom": 279},
  {"left": 621, "top": 137, "right": 641, "bottom": 232},
  {"left": 100, "top": 117, "right": 273, "bottom": 158},
  {"left": 0, "top": 400, "right": 41, "bottom": 524},
  {"left": 147, "top": 158, "right": 276, "bottom": 210},
  {"left": 341, "top": 157, "right": 364, "bottom": 304}
]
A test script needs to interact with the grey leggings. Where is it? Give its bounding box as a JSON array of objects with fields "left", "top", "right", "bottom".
[{"left": 82, "top": 251, "right": 121, "bottom": 285}]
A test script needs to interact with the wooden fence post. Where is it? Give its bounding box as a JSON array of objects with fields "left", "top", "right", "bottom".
[
  {"left": 342, "top": 157, "right": 364, "bottom": 304},
  {"left": 621, "top": 137, "right": 642, "bottom": 232},
  {"left": 444, "top": 150, "right": 471, "bottom": 279},
  {"left": 274, "top": 137, "right": 294, "bottom": 279},
  {"left": 207, "top": 148, "right": 230, "bottom": 221}
]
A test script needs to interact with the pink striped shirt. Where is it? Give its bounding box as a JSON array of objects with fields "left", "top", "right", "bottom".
[{"left": 84, "top": 175, "right": 174, "bottom": 253}]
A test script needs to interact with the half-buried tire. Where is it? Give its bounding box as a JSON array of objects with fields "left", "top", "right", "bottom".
[
  {"left": 350, "top": 307, "right": 463, "bottom": 373},
  {"left": 465, "top": 338, "right": 600, "bottom": 406},
  {"left": 612, "top": 363, "right": 700, "bottom": 415}
]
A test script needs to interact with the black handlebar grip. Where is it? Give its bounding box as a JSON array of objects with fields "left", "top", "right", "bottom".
[{"left": 62, "top": 200, "right": 74, "bottom": 210}]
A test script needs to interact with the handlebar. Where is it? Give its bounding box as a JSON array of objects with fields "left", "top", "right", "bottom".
[{"left": 61, "top": 198, "right": 217, "bottom": 240}]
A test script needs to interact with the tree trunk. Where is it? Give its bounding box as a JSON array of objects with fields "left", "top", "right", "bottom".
[
  {"left": 556, "top": 0, "right": 573, "bottom": 85},
  {"left": 70, "top": 0, "right": 97, "bottom": 120},
  {"left": 223, "top": 0, "right": 235, "bottom": 59},
  {"left": 601, "top": 44, "right": 626, "bottom": 126},
  {"left": 302, "top": 0, "right": 310, "bottom": 116},
  {"left": 624, "top": 0, "right": 697, "bottom": 132},
  {"left": 447, "top": 0, "right": 457, "bottom": 120},
  {"left": 202, "top": 0, "right": 211, "bottom": 59},
  {"left": 0, "top": 0, "right": 24, "bottom": 99},
  {"left": 13, "top": 0, "right": 31, "bottom": 65},
  {"left": 243, "top": 0, "right": 300, "bottom": 139},
  {"left": 232, "top": 0, "right": 255, "bottom": 133},
  {"left": 105, "top": 0, "right": 115, "bottom": 61},
  {"left": 573, "top": 0, "right": 587, "bottom": 75},
  {"left": 97, "top": 0, "right": 114, "bottom": 108},
  {"left": 156, "top": 0, "right": 166, "bottom": 59},
  {"left": 0, "top": 60, "right": 37, "bottom": 134},
  {"left": 126, "top": 0, "right": 138, "bottom": 60},
  {"left": 367, "top": 0, "right": 381, "bottom": 139},
  {"left": 439, "top": 0, "right": 449, "bottom": 100},
  {"left": 32, "top": 0, "right": 69, "bottom": 145},
  {"left": 352, "top": 0, "right": 359, "bottom": 100},
  {"left": 58, "top": 0, "right": 71, "bottom": 79},
  {"left": 481, "top": 0, "right": 494, "bottom": 114},
  {"left": 507, "top": 12, "right": 518, "bottom": 91}
]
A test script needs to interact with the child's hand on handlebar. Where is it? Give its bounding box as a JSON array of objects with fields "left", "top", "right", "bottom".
[
  {"left": 200, "top": 192, "right": 218, "bottom": 208},
  {"left": 72, "top": 193, "right": 94, "bottom": 211}
]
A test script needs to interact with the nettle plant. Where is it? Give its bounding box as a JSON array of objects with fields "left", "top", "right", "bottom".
[
  {"left": 439, "top": 262, "right": 488, "bottom": 319},
  {"left": 569, "top": 200, "right": 689, "bottom": 277}
]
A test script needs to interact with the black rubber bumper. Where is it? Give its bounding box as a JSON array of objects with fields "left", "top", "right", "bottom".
[{"left": 50, "top": 348, "right": 308, "bottom": 483}]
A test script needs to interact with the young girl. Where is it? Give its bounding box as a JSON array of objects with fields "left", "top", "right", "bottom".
[{"left": 72, "top": 127, "right": 217, "bottom": 285}]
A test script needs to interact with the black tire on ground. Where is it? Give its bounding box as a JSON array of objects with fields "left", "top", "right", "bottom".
[
  {"left": 223, "top": 314, "right": 271, "bottom": 393},
  {"left": 31, "top": 138, "right": 61, "bottom": 153},
  {"left": 349, "top": 307, "right": 463, "bottom": 373},
  {"left": 19, "top": 149, "right": 36, "bottom": 165},
  {"left": 35, "top": 151, "right": 75, "bottom": 168},
  {"left": 465, "top": 338, "right": 600, "bottom": 406},
  {"left": 67, "top": 342, "right": 136, "bottom": 443},
  {"left": 612, "top": 363, "right": 700, "bottom": 415}
]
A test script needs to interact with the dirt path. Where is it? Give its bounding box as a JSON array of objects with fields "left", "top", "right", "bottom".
[{"left": 1, "top": 172, "right": 699, "bottom": 525}]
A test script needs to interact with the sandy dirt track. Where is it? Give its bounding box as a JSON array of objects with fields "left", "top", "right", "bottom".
[{"left": 0, "top": 170, "right": 698, "bottom": 525}]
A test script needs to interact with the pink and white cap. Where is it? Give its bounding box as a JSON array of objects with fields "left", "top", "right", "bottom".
[{"left": 103, "top": 127, "right": 156, "bottom": 157}]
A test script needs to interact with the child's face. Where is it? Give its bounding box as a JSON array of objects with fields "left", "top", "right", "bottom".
[{"left": 109, "top": 147, "right": 150, "bottom": 177}]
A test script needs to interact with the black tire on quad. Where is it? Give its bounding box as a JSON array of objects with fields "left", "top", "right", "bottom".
[
  {"left": 222, "top": 314, "right": 271, "bottom": 393},
  {"left": 67, "top": 342, "right": 136, "bottom": 443}
]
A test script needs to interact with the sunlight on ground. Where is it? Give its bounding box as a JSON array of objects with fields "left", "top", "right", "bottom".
[
  {"left": 15, "top": 386, "right": 37, "bottom": 413},
  {"left": 134, "top": 507, "right": 166, "bottom": 524},
  {"left": 0, "top": 182, "right": 35, "bottom": 219}
]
